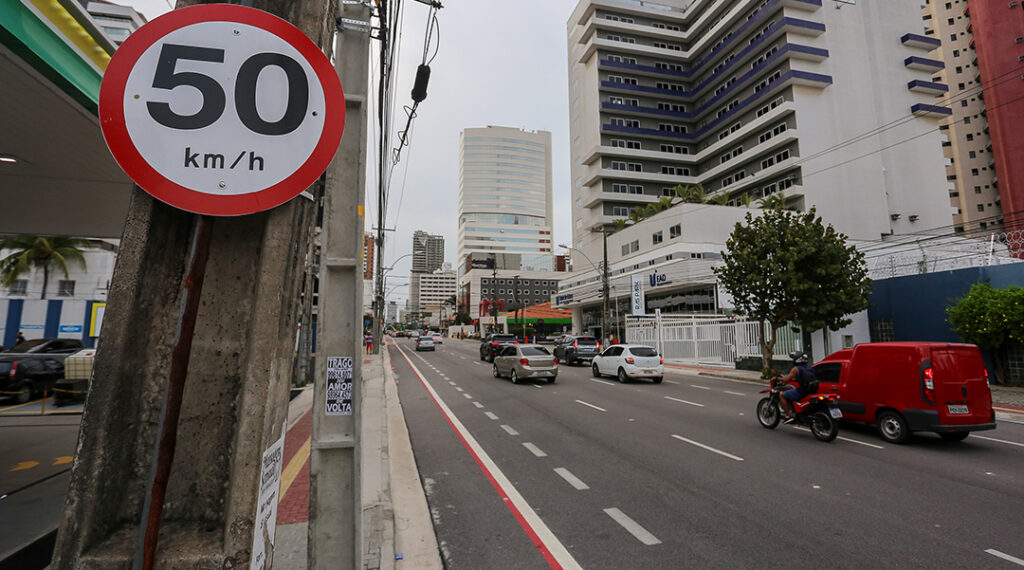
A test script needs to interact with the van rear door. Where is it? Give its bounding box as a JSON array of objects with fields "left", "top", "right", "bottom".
[{"left": 929, "top": 346, "right": 993, "bottom": 426}]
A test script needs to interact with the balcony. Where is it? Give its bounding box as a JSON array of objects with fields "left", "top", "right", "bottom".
[
  {"left": 580, "top": 187, "right": 658, "bottom": 209},
  {"left": 602, "top": 122, "right": 696, "bottom": 142},
  {"left": 904, "top": 56, "right": 945, "bottom": 71},
  {"left": 598, "top": 58, "right": 688, "bottom": 80},
  {"left": 901, "top": 33, "right": 942, "bottom": 50},
  {"left": 601, "top": 80, "right": 689, "bottom": 100},
  {"left": 910, "top": 103, "right": 952, "bottom": 117},
  {"left": 582, "top": 163, "right": 699, "bottom": 188},
  {"left": 581, "top": 143, "right": 697, "bottom": 167},
  {"left": 908, "top": 79, "right": 949, "bottom": 95},
  {"left": 601, "top": 101, "right": 693, "bottom": 120}
]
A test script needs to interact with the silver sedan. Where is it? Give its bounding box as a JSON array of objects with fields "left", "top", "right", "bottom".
[{"left": 492, "top": 344, "right": 558, "bottom": 384}]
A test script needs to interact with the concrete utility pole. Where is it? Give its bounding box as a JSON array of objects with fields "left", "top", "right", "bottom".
[
  {"left": 309, "top": 0, "right": 371, "bottom": 567},
  {"left": 601, "top": 229, "right": 610, "bottom": 348},
  {"left": 53, "top": 1, "right": 335, "bottom": 567}
]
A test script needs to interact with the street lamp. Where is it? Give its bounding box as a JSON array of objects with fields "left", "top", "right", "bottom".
[{"left": 559, "top": 234, "right": 611, "bottom": 349}]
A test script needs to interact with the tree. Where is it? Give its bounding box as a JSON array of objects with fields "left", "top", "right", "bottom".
[
  {"left": 610, "top": 219, "right": 630, "bottom": 232},
  {"left": 947, "top": 283, "right": 1024, "bottom": 385},
  {"left": 0, "top": 235, "right": 94, "bottom": 299},
  {"left": 673, "top": 183, "right": 706, "bottom": 204},
  {"left": 628, "top": 207, "right": 646, "bottom": 224},
  {"left": 707, "top": 193, "right": 730, "bottom": 206},
  {"left": 713, "top": 207, "right": 871, "bottom": 377}
]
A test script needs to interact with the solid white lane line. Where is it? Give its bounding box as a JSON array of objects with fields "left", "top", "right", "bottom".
[
  {"left": 501, "top": 425, "right": 519, "bottom": 436},
  {"left": 392, "top": 343, "right": 582, "bottom": 569},
  {"left": 791, "top": 427, "right": 884, "bottom": 449},
  {"left": 975, "top": 435, "right": 1024, "bottom": 448},
  {"left": 724, "top": 390, "right": 746, "bottom": 396},
  {"left": 554, "top": 467, "right": 589, "bottom": 490},
  {"left": 589, "top": 378, "right": 616, "bottom": 386},
  {"left": 690, "top": 385, "right": 711, "bottom": 390},
  {"left": 485, "top": 412, "right": 499, "bottom": 420},
  {"left": 455, "top": 387, "right": 464, "bottom": 392},
  {"left": 671, "top": 435, "right": 744, "bottom": 462},
  {"left": 664, "top": 396, "right": 704, "bottom": 408},
  {"left": 523, "top": 443, "right": 547, "bottom": 457},
  {"left": 575, "top": 399, "right": 607, "bottom": 413},
  {"left": 463, "top": 393, "right": 473, "bottom": 399},
  {"left": 603, "top": 508, "right": 661, "bottom": 546},
  {"left": 987, "top": 549, "right": 1024, "bottom": 566},
  {"left": 472, "top": 402, "right": 484, "bottom": 408}
]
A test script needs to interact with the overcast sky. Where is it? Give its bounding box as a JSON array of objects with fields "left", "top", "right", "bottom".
[{"left": 125, "top": 1, "right": 580, "bottom": 304}]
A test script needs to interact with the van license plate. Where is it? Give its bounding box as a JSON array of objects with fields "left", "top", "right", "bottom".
[
  {"left": 947, "top": 405, "right": 969, "bottom": 415},
  {"left": 829, "top": 407, "right": 842, "bottom": 419}
]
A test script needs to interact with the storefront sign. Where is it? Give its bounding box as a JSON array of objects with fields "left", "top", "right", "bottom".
[
  {"left": 630, "top": 275, "right": 645, "bottom": 315},
  {"left": 648, "top": 269, "right": 669, "bottom": 288},
  {"left": 554, "top": 293, "right": 574, "bottom": 307}
]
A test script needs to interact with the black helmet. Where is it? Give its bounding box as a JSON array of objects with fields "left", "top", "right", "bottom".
[{"left": 789, "top": 351, "right": 808, "bottom": 364}]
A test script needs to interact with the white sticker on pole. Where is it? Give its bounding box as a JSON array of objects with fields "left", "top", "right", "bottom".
[
  {"left": 326, "top": 356, "right": 353, "bottom": 416},
  {"left": 251, "top": 423, "right": 285, "bottom": 570},
  {"left": 630, "top": 274, "right": 645, "bottom": 316}
]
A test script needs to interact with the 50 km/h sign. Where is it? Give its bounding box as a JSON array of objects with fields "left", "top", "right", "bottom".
[{"left": 99, "top": 4, "right": 345, "bottom": 216}]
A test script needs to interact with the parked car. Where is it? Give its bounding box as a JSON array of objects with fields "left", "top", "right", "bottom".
[
  {"left": 592, "top": 344, "right": 663, "bottom": 383},
  {"left": 431, "top": 333, "right": 444, "bottom": 344},
  {"left": 553, "top": 335, "right": 600, "bottom": 366},
  {"left": 415, "top": 336, "right": 435, "bottom": 352},
  {"left": 492, "top": 344, "right": 558, "bottom": 384},
  {"left": 0, "top": 355, "right": 65, "bottom": 403},
  {"left": 479, "top": 334, "right": 518, "bottom": 362},
  {"left": 54, "top": 348, "right": 96, "bottom": 406},
  {"left": 3, "top": 338, "right": 84, "bottom": 359},
  {"left": 815, "top": 342, "right": 995, "bottom": 443}
]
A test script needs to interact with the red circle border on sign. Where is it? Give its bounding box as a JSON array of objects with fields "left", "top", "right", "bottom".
[{"left": 99, "top": 4, "right": 346, "bottom": 216}]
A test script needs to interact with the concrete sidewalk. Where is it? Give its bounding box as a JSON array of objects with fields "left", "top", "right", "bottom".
[
  {"left": 273, "top": 344, "right": 441, "bottom": 568},
  {"left": 665, "top": 361, "right": 1024, "bottom": 423}
]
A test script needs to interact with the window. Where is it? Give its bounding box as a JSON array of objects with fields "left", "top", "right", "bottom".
[
  {"left": 622, "top": 244, "right": 631, "bottom": 256},
  {"left": 652, "top": 231, "right": 663, "bottom": 244},
  {"left": 630, "top": 240, "right": 639, "bottom": 253},
  {"left": 977, "top": 204, "right": 984, "bottom": 212},
  {"left": 612, "top": 206, "right": 630, "bottom": 216},
  {"left": 7, "top": 279, "right": 27, "bottom": 296},
  {"left": 662, "top": 166, "right": 690, "bottom": 176},
  {"left": 669, "top": 224, "right": 681, "bottom": 238},
  {"left": 660, "top": 144, "right": 687, "bottom": 154},
  {"left": 657, "top": 102, "right": 686, "bottom": 112},
  {"left": 966, "top": 134, "right": 974, "bottom": 141},
  {"left": 58, "top": 280, "right": 75, "bottom": 297},
  {"left": 974, "top": 186, "right": 982, "bottom": 194}
]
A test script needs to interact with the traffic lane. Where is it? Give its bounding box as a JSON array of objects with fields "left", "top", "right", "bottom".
[
  {"left": 0, "top": 415, "right": 80, "bottom": 494},
  {"left": 389, "top": 344, "right": 551, "bottom": 570},
  {"left": 0, "top": 470, "right": 71, "bottom": 561},
  {"left": 428, "top": 356, "right": 1024, "bottom": 568}
]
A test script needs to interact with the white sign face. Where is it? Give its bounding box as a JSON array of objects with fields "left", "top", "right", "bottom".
[
  {"left": 630, "top": 275, "right": 645, "bottom": 315},
  {"left": 251, "top": 424, "right": 285, "bottom": 570},
  {"left": 99, "top": 5, "right": 345, "bottom": 216},
  {"left": 123, "top": 22, "right": 326, "bottom": 197}
]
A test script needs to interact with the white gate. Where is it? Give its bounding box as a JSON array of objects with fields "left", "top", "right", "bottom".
[{"left": 625, "top": 314, "right": 801, "bottom": 367}]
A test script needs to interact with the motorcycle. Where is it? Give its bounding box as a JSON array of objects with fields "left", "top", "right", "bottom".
[{"left": 757, "top": 377, "right": 841, "bottom": 442}]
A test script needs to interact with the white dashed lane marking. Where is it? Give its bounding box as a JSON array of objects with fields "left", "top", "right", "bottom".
[
  {"left": 690, "top": 385, "right": 711, "bottom": 390},
  {"left": 723, "top": 390, "right": 746, "bottom": 396},
  {"left": 523, "top": 442, "right": 547, "bottom": 457},
  {"left": 664, "top": 396, "right": 704, "bottom": 408},
  {"left": 500, "top": 425, "right": 519, "bottom": 436},
  {"left": 589, "top": 379, "right": 616, "bottom": 387},
  {"left": 575, "top": 400, "right": 606, "bottom": 413},
  {"left": 463, "top": 393, "right": 473, "bottom": 399},
  {"left": 975, "top": 435, "right": 1024, "bottom": 448},
  {"left": 455, "top": 387, "right": 463, "bottom": 392},
  {"left": 554, "top": 467, "right": 589, "bottom": 490},
  {"left": 485, "top": 412, "right": 499, "bottom": 421},
  {"left": 604, "top": 508, "right": 661, "bottom": 546},
  {"left": 671, "top": 434, "right": 744, "bottom": 462},
  {"left": 986, "top": 549, "right": 1024, "bottom": 567},
  {"left": 472, "top": 402, "right": 484, "bottom": 408}
]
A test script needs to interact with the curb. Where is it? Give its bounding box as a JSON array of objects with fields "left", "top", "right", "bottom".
[{"left": 381, "top": 342, "right": 443, "bottom": 569}]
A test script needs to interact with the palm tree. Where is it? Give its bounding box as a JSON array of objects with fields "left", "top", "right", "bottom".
[
  {"left": 0, "top": 235, "right": 93, "bottom": 299},
  {"left": 707, "top": 193, "right": 730, "bottom": 206},
  {"left": 673, "top": 183, "right": 707, "bottom": 204},
  {"left": 757, "top": 192, "right": 787, "bottom": 210},
  {"left": 628, "top": 207, "right": 646, "bottom": 224},
  {"left": 738, "top": 192, "right": 755, "bottom": 208},
  {"left": 611, "top": 219, "right": 630, "bottom": 232}
]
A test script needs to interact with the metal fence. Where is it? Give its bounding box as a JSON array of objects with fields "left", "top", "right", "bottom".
[{"left": 625, "top": 314, "right": 801, "bottom": 367}]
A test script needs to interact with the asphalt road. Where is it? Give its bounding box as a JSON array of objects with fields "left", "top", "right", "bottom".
[
  {"left": 390, "top": 338, "right": 1024, "bottom": 570},
  {"left": 0, "top": 411, "right": 80, "bottom": 561}
]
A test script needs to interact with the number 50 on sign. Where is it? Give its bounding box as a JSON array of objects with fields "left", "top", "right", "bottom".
[{"left": 99, "top": 4, "right": 345, "bottom": 216}]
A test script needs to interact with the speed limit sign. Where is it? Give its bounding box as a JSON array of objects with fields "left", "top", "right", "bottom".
[{"left": 99, "top": 4, "right": 345, "bottom": 216}]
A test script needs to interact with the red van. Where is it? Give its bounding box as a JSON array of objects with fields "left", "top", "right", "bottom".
[{"left": 813, "top": 342, "right": 996, "bottom": 443}]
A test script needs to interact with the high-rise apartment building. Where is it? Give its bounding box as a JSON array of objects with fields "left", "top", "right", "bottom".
[
  {"left": 457, "top": 126, "right": 568, "bottom": 320},
  {"left": 457, "top": 126, "right": 554, "bottom": 269},
  {"left": 566, "top": 0, "right": 956, "bottom": 261},
  {"left": 963, "top": 0, "right": 1024, "bottom": 243},
  {"left": 922, "top": 0, "right": 999, "bottom": 236},
  {"left": 409, "top": 231, "right": 445, "bottom": 316},
  {"left": 362, "top": 233, "right": 374, "bottom": 281},
  {"left": 86, "top": 1, "right": 146, "bottom": 46}
]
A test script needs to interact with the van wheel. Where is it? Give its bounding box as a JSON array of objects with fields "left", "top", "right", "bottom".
[
  {"left": 652, "top": 377, "right": 663, "bottom": 384},
  {"left": 877, "top": 411, "right": 910, "bottom": 444},
  {"left": 940, "top": 432, "right": 969, "bottom": 442}
]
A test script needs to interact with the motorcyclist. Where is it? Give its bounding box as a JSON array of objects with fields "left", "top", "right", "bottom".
[{"left": 775, "top": 351, "right": 815, "bottom": 423}]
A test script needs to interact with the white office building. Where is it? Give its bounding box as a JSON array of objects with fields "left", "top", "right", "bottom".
[
  {"left": 86, "top": 1, "right": 146, "bottom": 46},
  {"left": 566, "top": 0, "right": 957, "bottom": 262}
]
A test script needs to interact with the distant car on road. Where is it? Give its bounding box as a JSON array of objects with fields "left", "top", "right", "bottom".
[
  {"left": 492, "top": 344, "right": 558, "bottom": 384},
  {"left": 479, "top": 333, "right": 517, "bottom": 362},
  {"left": 592, "top": 344, "right": 663, "bottom": 383},
  {"left": 553, "top": 335, "right": 600, "bottom": 366},
  {"left": 431, "top": 333, "right": 443, "bottom": 344},
  {"left": 0, "top": 355, "right": 66, "bottom": 403},
  {"left": 3, "top": 338, "right": 84, "bottom": 359},
  {"left": 415, "top": 336, "right": 435, "bottom": 352}
]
